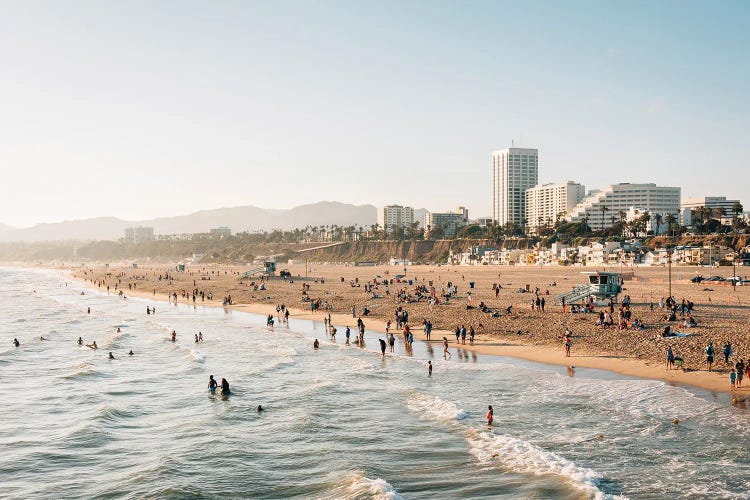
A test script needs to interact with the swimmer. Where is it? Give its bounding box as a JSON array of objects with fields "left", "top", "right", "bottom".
[
  {"left": 171, "top": 331, "right": 176, "bottom": 342},
  {"left": 208, "top": 375, "right": 218, "bottom": 393},
  {"left": 313, "top": 339, "right": 320, "bottom": 349},
  {"left": 13, "top": 338, "right": 20, "bottom": 347},
  {"left": 117, "top": 327, "right": 121, "bottom": 333},
  {"left": 257, "top": 405, "right": 264, "bottom": 412},
  {"left": 379, "top": 338, "right": 387, "bottom": 358},
  {"left": 428, "top": 360, "right": 432, "bottom": 377},
  {"left": 108, "top": 352, "right": 115, "bottom": 360},
  {"left": 486, "top": 405, "right": 494, "bottom": 425},
  {"left": 77, "top": 337, "right": 83, "bottom": 346},
  {"left": 220, "top": 378, "right": 230, "bottom": 396},
  {"left": 40, "top": 336, "right": 45, "bottom": 341},
  {"left": 128, "top": 350, "right": 134, "bottom": 356},
  {"left": 86, "top": 341, "right": 98, "bottom": 350}
]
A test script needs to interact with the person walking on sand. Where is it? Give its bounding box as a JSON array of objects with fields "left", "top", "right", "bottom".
[
  {"left": 442, "top": 337, "right": 451, "bottom": 360},
  {"left": 460, "top": 325, "right": 466, "bottom": 345},
  {"left": 486, "top": 405, "right": 494, "bottom": 425},
  {"left": 563, "top": 330, "right": 572, "bottom": 357},
  {"left": 723, "top": 342, "right": 733, "bottom": 364},
  {"left": 705, "top": 341, "right": 715, "bottom": 371},
  {"left": 735, "top": 359, "right": 745, "bottom": 388},
  {"left": 469, "top": 326, "right": 475, "bottom": 345},
  {"left": 666, "top": 346, "right": 675, "bottom": 370}
]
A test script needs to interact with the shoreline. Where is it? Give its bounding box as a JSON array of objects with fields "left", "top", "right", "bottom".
[{"left": 64, "top": 269, "right": 748, "bottom": 401}]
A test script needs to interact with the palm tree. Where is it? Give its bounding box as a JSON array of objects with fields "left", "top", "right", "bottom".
[{"left": 599, "top": 205, "right": 609, "bottom": 232}]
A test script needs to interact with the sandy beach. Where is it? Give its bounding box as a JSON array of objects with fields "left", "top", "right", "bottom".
[{"left": 71, "top": 262, "right": 750, "bottom": 398}]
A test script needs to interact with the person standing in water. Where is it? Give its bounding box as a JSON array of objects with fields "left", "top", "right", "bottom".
[
  {"left": 379, "top": 338, "right": 387, "bottom": 358},
  {"left": 195, "top": 334, "right": 199, "bottom": 344},
  {"left": 208, "top": 375, "right": 218, "bottom": 393},
  {"left": 345, "top": 326, "right": 351, "bottom": 345},
  {"left": 108, "top": 352, "right": 115, "bottom": 360},
  {"left": 77, "top": 337, "right": 83, "bottom": 346},
  {"left": 389, "top": 333, "right": 395, "bottom": 353},
  {"left": 198, "top": 332, "right": 203, "bottom": 342},
  {"left": 13, "top": 338, "right": 20, "bottom": 347},
  {"left": 428, "top": 360, "right": 432, "bottom": 377},
  {"left": 442, "top": 337, "right": 451, "bottom": 359},
  {"left": 313, "top": 339, "right": 320, "bottom": 349},
  {"left": 220, "top": 378, "right": 230, "bottom": 396},
  {"left": 171, "top": 331, "right": 177, "bottom": 342},
  {"left": 486, "top": 405, "right": 494, "bottom": 425}
]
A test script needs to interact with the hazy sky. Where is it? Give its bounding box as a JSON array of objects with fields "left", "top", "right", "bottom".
[{"left": 1, "top": 1, "right": 748, "bottom": 227}]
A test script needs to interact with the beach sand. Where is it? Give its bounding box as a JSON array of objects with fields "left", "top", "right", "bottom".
[{"left": 71, "top": 262, "right": 750, "bottom": 398}]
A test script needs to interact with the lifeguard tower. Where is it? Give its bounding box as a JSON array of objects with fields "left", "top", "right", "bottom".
[
  {"left": 242, "top": 256, "right": 277, "bottom": 278},
  {"left": 553, "top": 271, "right": 623, "bottom": 305}
]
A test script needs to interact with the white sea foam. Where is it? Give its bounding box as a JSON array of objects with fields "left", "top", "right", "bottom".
[
  {"left": 326, "top": 471, "right": 402, "bottom": 500},
  {"left": 465, "top": 429, "right": 621, "bottom": 499},
  {"left": 406, "top": 392, "right": 468, "bottom": 422}
]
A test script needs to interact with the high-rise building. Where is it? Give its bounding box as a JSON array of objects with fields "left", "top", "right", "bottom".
[
  {"left": 210, "top": 226, "right": 232, "bottom": 238},
  {"left": 425, "top": 207, "right": 469, "bottom": 238},
  {"left": 680, "top": 196, "right": 743, "bottom": 226},
  {"left": 377, "top": 205, "right": 415, "bottom": 234},
  {"left": 567, "top": 183, "right": 680, "bottom": 231},
  {"left": 124, "top": 226, "right": 155, "bottom": 244},
  {"left": 525, "top": 181, "right": 586, "bottom": 234},
  {"left": 492, "top": 148, "right": 538, "bottom": 227}
]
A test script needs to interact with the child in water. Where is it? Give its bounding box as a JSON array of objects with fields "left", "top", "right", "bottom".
[{"left": 486, "top": 405, "right": 494, "bottom": 425}]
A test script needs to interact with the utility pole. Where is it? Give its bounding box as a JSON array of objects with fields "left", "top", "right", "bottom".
[{"left": 667, "top": 247, "right": 673, "bottom": 299}]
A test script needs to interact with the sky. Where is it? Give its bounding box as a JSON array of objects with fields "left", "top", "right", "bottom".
[{"left": 0, "top": 0, "right": 748, "bottom": 228}]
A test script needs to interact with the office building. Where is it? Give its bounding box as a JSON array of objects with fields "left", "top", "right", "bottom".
[
  {"left": 525, "top": 181, "right": 586, "bottom": 234},
  {"left": 210, "top": 226, "right": 232, "bottom": 238},
  {"left": 492, "top": 147, "right": 538, "bottom": 227},
  {"left": 425, "top": 207, "right": 469, "bottom": 238},
  {"left": 124, "top": 226, "right": 155, "bottom": 244},
  {"left": 378, "top": 205, "right": 415, "bottom": 234},
  {"left": 681, "top": 196, "right": 743, "bottom": 226},
  {"left": 567, "top": 183, "right": 680, "bottom": 231}
]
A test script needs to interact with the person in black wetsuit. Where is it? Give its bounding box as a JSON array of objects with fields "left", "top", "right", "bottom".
[
  {"left": 220, "top": 378, "right": 230, "bottom": 396},
  {"left": 108, "top": 352, "right": 115, "bottom": 360},
  {"left": 379, "top": 338, "right": 386, "bottom": 358},
  {"left": 13, "top": 338, "right": 20, "bottom": 347},
  {"left": 77, "top": 337, "right": 83, "bottom": 346},
  {"left": 313, "top": 339, "right": 320, "bottom": 349}
]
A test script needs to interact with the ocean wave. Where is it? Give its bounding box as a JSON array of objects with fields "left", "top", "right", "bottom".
[
  {"left": 406, "top": 392, "right": 468, "bottom": 422},
  {"left": 325, "top": 471, "right": 402, "bottom": 500},
  {"left": 465, "top": 429, "right": 621, "bottom": 500},
  {"left": 62, "top": 361, "right": 97, "bottom": 379},
  {"left": 189, "top": 350, "right": 205, "bottom": 363}
]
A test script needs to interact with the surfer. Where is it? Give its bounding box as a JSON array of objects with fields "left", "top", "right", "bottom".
[
  {"left": 77, "top": 337, "right": 83, "bottom": 346},
  {"left": 208, "top": 375, "right": 218, "bottom": 393},
  {"left": 13, "top": 338, "right": 20, "bottom": 347},
  {"left": 313, "top": 339, "right": 320, "bottom": 349},
  {"left": 379, "top": 338, "right": 387, "bottom": 358},
  {"left": 128, "top": 350, "right": 134, "bottom": 356},
  {"left": 257, "top": 405, "right": 264, "bottom": 412},
  {"left": 86, "top": 341, "right": 98, "bottom": 350},
  {"left": 108, "top": 352, "right": 115, "bottom": 360},
  {"left": 486, "top": 405, "right": 494, "bottom": 425},
  {"left": 171, "top": 331, "right": 176, "bottom": 342},
  {"left": 220, "top": 378, "right": 230, "bottom": 396}
]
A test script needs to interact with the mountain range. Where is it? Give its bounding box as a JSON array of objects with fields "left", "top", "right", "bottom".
[{"left": 0, "top": 202, "right": 429, "bottom": 242}]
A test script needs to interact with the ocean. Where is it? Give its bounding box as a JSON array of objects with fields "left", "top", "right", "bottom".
[{"left": 0, "top": 268, "right": 748, "bottom": 499}]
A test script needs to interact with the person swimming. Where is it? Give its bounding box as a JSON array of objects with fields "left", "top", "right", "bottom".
[
  {"left": 13, "top": 338, "right": 20, "bottom": 347},
  {"left": 108, "top": 352, "right": 115, "bottom": 360},
  {"left": 77, "top": 337, "right": 83, "bottom": 346},
  {"left": 313, "top": 339, "right": 320, "bottom": 349},
  {"left": 486, "top": 405, "right": 494, "bottom": 425},
  {"left": 220, "top": 378, "right": 230, "bottom": 396},
  {"left": 208, "top": 375, "right": 218, "bottom": 393},
  {"left": 86, "top": 341, "right": 98, "bottom": 350},
  {"left": 128, "top": 350, "right": 134, "bottom": 356},
  {"left": 116, "top": 327, "right": 121, "bottom": 333}
]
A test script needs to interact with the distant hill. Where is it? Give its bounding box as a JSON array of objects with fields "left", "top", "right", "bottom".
[{"left": 0, "top": 202, "right": 380, "bottom": 242}]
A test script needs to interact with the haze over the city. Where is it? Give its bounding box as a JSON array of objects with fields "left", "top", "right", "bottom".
[{"left": 1, "top": 0, "right": 747, "bottom": 228}]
